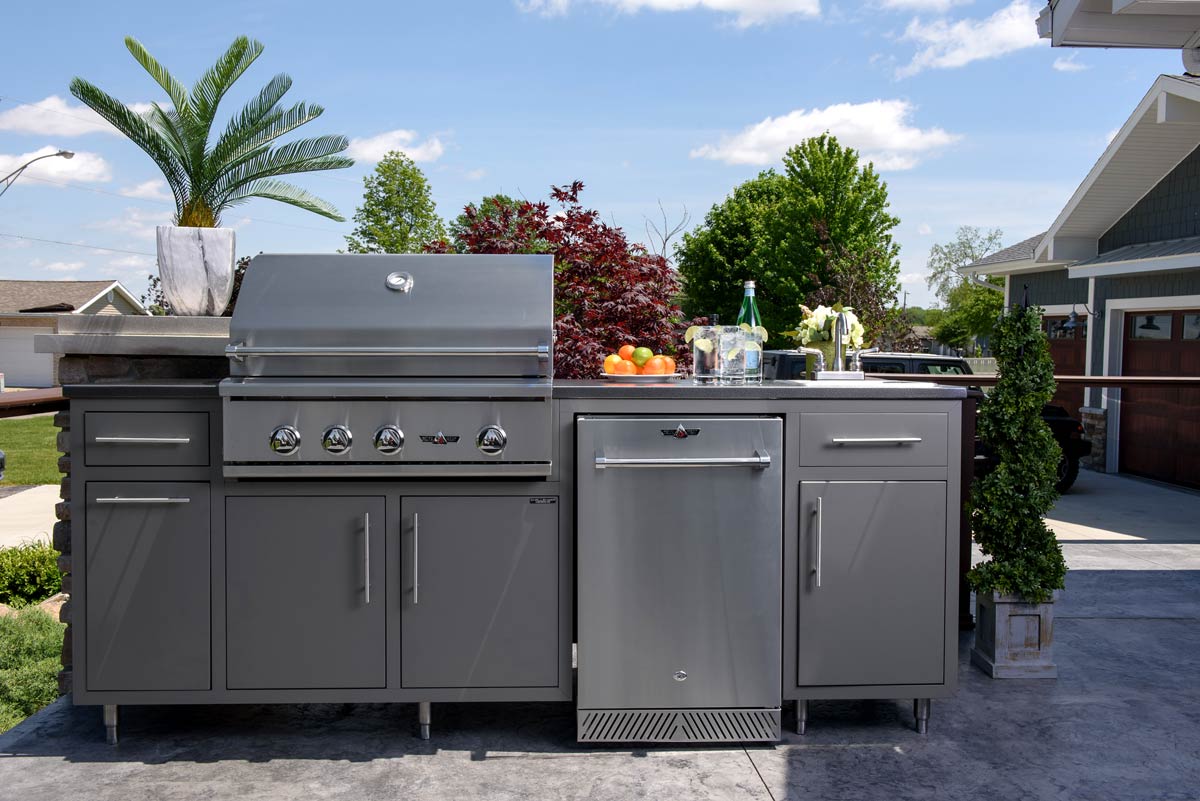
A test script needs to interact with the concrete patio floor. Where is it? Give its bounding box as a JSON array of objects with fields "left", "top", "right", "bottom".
[{"left": 1, "top": 470, "right": 1197, "bottom": 801}]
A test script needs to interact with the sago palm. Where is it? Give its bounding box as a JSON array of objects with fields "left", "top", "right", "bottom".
[{"left": 70, "top": 36, "right": 352, "bottom": 227}]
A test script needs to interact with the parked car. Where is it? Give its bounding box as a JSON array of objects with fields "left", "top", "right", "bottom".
[
  {"left": 0, "top": 449, "right": 5, "bottom": 481},
  {"left": 762, "top": 351, "right": 1091, "bottom": 493}
]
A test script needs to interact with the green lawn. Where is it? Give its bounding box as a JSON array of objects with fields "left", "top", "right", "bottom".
[{"left": 0, "top": 416, "right": 60, "bottom": 486}]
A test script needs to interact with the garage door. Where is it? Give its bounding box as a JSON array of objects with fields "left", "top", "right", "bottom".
[
  {"left": 1045, "top": 315, "right": 1086, "bottom": 415},
  {"left": 0, "top": 327, "right": 55, "bottom": 388},
  {"left": 1119, "top": 309, "right": 1200, "bottom": 489}
]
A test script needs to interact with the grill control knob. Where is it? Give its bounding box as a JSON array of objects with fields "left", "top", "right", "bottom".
[
  {"left": 269, "top": 425, "right": 301, "bottom": 456},
  {"left": 373, "top": 425, "right": 404, "bottom": 455},
  {"left": 321, "top": 425, "right": 353, "bottom": 454},
  {"left": 476, "top": 425, "right": 507, "bottom": 456}
]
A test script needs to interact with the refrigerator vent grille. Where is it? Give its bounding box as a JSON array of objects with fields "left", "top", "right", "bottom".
[{"left": 578, "top": 709, "right": 780, "bottom": 743}]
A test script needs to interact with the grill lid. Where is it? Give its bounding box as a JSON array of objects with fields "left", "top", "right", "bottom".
[{"left": 227, "top": 254, "right": 554, "bottom": 379}]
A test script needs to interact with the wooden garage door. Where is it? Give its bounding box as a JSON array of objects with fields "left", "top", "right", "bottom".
[
  {"left": 1119, "top": 309, "right": 1200, "bottom": 489},
  {"left": 0, "top": 326, "right": 55, "bottom": 388},
  {"left": 1045, "top": 316, "right": 1086, "bottom": 415}
]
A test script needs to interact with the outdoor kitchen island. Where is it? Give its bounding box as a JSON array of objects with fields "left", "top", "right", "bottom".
[
  {"left": 56, "top": 371, "right": 964, "bottom": 745},
  {"left": 41, "top": 255, "right": 965, "bottom": 747}
]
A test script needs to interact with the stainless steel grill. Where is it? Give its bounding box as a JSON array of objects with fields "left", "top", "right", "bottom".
[{"left": 219, "top": 254, "right": 555, "bottom": 477}]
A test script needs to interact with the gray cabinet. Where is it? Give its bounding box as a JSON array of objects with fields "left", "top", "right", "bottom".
[
  {"left": 401, "top": 496, "right": 559, "bottom": 689},
  {"left": 226, "top": 496, "right": 386, "bottom": 689},
  {"left": 85, "top": 482, "right": 210, "bottom": 691},
  {"left": 797, "top": 481, "right": 947, "bottom": 688}
]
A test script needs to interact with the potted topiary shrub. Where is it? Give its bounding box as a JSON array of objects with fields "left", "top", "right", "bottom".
[
  {"left": 969, "top": 301, "right": 1067, "bottom": 678},
  {"left": 71, "top": 36, "right": 352, "bottom": 315}
]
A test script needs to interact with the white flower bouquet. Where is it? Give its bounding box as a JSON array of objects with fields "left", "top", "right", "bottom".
[{"left": 783, "top": 303, "right": 866, "bottom": 349}]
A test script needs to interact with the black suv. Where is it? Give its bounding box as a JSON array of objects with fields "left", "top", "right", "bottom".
[{"left": 762, "top": 351, "right": 1091, "bottom": 493}]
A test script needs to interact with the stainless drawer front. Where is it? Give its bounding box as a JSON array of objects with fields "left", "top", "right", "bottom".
[
  {"left": 798, "top": 412, "right": 948, "bottom": 467},
  {"left": 85, "top": 412, "right": 210, "bottom": 467}
]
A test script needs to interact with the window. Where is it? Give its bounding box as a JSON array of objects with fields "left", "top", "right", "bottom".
[
  {"left": 1130, "top": 314, "right": 1172, "bottom": 340},
  {"left": 920, "top": 362, "right": 967, "bottom": 375},
  {"left": 1184, "top": 314, "right": 1200, "bottom": 342},
  {"left": 865, "top": 361, "right": 906, "bottom": 374}
]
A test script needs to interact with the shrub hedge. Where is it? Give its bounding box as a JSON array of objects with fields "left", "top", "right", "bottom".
[{"left": 0, "top": 542, "right": 62, "bottom": 607}]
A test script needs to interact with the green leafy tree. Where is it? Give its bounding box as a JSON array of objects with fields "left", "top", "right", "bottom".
[
  {"left": 345, "top": 152, "right": 445, "bottom": 253},
  {"left": 968, "top": 304, "right": 1066, "bottom": 602},
  {"left": 677, "top": 134, "right": 901, "bottom": 338},
  {"left": 71, "top": 36, "right": 351, "bottom": 226},
  {"left": 925, "top": 226, "right": 1003, "bottom": 304}
]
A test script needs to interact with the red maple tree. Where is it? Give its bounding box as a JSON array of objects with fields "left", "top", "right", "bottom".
[{"left": 427, "top": 181, "right": 696, "bottom": 379}]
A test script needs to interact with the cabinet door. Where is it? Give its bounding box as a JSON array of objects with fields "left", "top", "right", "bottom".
[
  {"left": 401, "top": 496, "right": 558, "bottom": 688},
  {"left": 86, "top": 483, "right": 210, "bottom": 691},
  {"left": 226, "top": 496, "right": 385, "bottom": 689},
  {"left": 797, "top": 481, "right": 946, "bottom": 687}
]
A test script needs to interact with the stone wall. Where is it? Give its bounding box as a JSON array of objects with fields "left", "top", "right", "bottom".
[
  {"left": 53, "top": 410, "right": 72, "bottom": 694},
  {"left": 1080, "top": 406, "right": 1108, "bottom": 473}
]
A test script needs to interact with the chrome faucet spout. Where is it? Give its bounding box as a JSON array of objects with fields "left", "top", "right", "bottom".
[
  {"left": 795, "top": 347, "right": 826, "bottom": 374},
  {"left": 833, "top": 312, "right": 847, "bottom": 372}
]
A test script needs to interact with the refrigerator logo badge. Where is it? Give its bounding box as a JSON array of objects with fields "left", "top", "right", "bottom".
[
  {"left": 663, "top": 425, "right": 700, "bottom": 439},
  {"left": 420, "top": 433, "right": 460, "bottom": 445}
]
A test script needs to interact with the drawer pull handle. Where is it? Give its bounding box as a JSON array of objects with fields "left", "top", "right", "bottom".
[
  {"left": 812, "top": 497, "right": 823, "bottom": 589},
  {"left": 413, "top": 513, "right": 420, "bottom": 606},
  {"left": 594, "top": 450, "right": 771, "bottom": 469},
  {"left": 363, "top": 512, "right": 371, "bottom": 605},
  {"left": 93, "top": 437, "right": 192, "bottom": 444},
  {"left": 830, "top": 437, "right": 922, "bottom": 445},
  {"left": 95, "top": 497, "right": 191, "bottom": 504}
]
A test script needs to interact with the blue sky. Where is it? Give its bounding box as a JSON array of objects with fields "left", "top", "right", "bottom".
[{"left": 0, "top": 0, "right": 1180, "bottom": 307}]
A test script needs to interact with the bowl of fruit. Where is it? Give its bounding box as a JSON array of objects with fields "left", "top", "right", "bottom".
[{"left": 600, "top": 345, "right": 681, "bottom": 382}]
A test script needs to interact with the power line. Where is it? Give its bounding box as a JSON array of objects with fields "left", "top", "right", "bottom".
[{"left": 0, "top": 232, "right": 154, "bottom": 257}]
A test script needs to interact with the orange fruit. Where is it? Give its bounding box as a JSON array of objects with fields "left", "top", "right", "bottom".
[
  {"left": 662, "top": 355, "right": 677, "bottom": 374},
  {"left": 618, "top": 344, "right": 636, "bottom": 361},
  {"left": 613, "top": 359, "right": 637, "bottom": 375},
  {"left": 642, "top": 356, "right": 669, "bottom": 375},
  {"left": 603, "top": 354, "right": 622, "bottom": 374}
]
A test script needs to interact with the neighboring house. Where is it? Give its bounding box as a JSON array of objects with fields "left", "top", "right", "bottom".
[
  {"left": 962, "top": 74, "right": 1200, "bottom": 489},
  {"left": 0, "top": 280, "right": 148, "bottom": 388},
  {"left": 1038, "top": 0, "right": 1200, "bottom": 50}
]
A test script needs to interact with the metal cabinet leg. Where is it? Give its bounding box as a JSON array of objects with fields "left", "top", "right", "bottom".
[
  {"left": 418, "top": 701, "right": 431, "bottom": 740},
  {"left": 914, "top": 699, "right": 930, "bottom": 735},
  {"left": 796, "top": 699, "right": 808, "bottom": 735},
  {"left": 103, "top": 704, "right": 118, "bottom": 745}
]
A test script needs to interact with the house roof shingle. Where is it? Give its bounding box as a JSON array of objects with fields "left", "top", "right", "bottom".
[
  {"left": 1073, "top": 233, "right": 1200, "bottom": 268},
  {"left": 0, "top": 280, "right": 118, "bottom": 314},
  {"left": 964, "top": 232, "right": 1047, "bottom": 271}
]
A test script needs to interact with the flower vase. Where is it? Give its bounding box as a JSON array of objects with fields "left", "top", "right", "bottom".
[{"left": 806, "top": 340, "right": 837, "bottom": 379}]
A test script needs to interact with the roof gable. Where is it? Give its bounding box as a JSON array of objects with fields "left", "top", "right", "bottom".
[{"left": 0, "top": 280, "right": 147, "bottom": 315}]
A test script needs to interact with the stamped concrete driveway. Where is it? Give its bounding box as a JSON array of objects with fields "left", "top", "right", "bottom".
[{"left": 1, "top": 471, "right": 1197, "bottom": 801}]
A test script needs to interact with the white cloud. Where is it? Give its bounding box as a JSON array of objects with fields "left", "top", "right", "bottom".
[
  {"left": 108, "top": 255, "right": 155, "bottom": 270},
  {"left": 0, "top": 95, "right": 155, "bottom": 137},
  {"left": 464, "top": 168, "right": 487, "bottom": 181},
  {"left": 897, "top": 0, "right": 1041, "bottom": 78},
  {"left": 690, "top": 99, "right": 960, "bottom": 170},
  {"left": 898, "top": 271, "right": 926, "bottom": 283},
  {"left": 347, "top": 130, "right": 445, "bottom": 163},
  {"left": 1106, "top": 128, "right": 1120, "bottom": 145},
  {"left": 1052, "top": 54, "right": 1088, "bottom": 73},
  {"left": 88, "top": 207, "right": 173, "bottom": 240},
  {"left": 917, "top": 223, "right": 932, "bottom": 235},
  {"left": 0, "top": 146, "right": 112, "bottom": 184},
  {"left": 43, "top": 260, "right": 86, "bottom": 273},
  {"left": 880, "top": 0, "right": 955, "bottom": 9},
  {"left": 119, "top": 179, "right": 173, "bottom": 201},
  {"left": 518, "top": 0, "right": 820, "bottom": 27}
]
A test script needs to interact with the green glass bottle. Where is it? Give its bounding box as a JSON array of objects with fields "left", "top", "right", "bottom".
[{"left": 736, "top": 280, "right": 763, "bottom": 383}]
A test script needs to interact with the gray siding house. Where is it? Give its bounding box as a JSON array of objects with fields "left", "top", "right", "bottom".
[{"left": 963, "top": 74, "right": 1200, "bottom": 489}]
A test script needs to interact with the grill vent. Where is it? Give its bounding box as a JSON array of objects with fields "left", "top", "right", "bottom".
[{"left": 578, "top": 709, "right": 780, "bottom": 743}]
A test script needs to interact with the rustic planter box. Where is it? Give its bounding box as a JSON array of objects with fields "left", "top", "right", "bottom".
[{"left": 971, "top": 592, "right": 1058, "bottom": 679}]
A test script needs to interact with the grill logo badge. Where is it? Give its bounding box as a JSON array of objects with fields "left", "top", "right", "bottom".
[
  {"left": 663, "top": 425, "right": 700, "bottom": 439},
  {"left": 419, "top": 432, "right": 460, "bottom": 445}
]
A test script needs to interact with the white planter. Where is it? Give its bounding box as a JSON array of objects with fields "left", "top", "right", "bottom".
[
  {"left": 155, "top": 225, "right": 236, "bottom": 316},
  {"left": 971, "top": 592, "right": 1058, "bottom": 679}
]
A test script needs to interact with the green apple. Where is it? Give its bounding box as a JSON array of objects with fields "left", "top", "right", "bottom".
[{"left": 631, "top": 346, "right": 654, "bottom": 367}]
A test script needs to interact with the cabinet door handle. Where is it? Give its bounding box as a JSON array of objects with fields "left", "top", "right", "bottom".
[
  {"left": 93, "top": 436, "right": 191, "bottom": 444},
  {"left": 364, "top": 512, "right": 371, "bottom": 605},
  {"left": 812, "top": 497, "right": 823, "bottom": 589},
  {"left": 95, "top": 497, "right": 191, "bottom": 504},
  {"left": 830, "top": 437, "right": 922, "bottom": 445},
  {"left": 412, "top": 512, "right": 420, "bottom": 606}
]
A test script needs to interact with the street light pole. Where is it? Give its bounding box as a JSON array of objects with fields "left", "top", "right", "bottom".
[{"left": 0, "top": 150, "right": 75, "bottom": 199}]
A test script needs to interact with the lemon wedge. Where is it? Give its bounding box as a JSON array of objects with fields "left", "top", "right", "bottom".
[
  {"left": 744, "top": 340, "right": 762, "bottom": 352},
  {"left": 739, "top": 322, "right": 752, "bottom": 332},
  {"left": 693, "top": 337, "right": 714, "bottom": 353},
  {"left": 725, "top": 347, "right": 742, "bottom": 359},
  {"left": 753, "top": 325, "right": 769, "bottom": 343},
  {"left": 684, "top": 325, "right": 700, "bottom": 344}
]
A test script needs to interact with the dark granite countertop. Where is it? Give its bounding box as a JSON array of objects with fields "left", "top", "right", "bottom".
[{"left": 66, "top": 378, "right": 964, "bottom": 401}]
